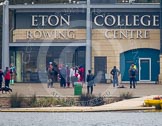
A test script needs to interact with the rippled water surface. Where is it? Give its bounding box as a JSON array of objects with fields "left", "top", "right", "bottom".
[{"left": 0, "top": 112, "right": 162, "bottom": 126}]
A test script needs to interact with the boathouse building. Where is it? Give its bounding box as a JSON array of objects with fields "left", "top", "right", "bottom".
[{"left": 1, "top": 0, "right": 162, "bottom": 83}]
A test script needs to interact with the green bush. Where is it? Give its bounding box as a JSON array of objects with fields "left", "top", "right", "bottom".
[
  {"left": 28, "top": 94, "right": 37, "bottom": 107},
  {"left": 64, "top": 98, "right": 76, "bottom": 106},
  {"left": 32, "top": 97, "right": 74, "bottom": 107},
  {"left": 35, "top": 97, "right": 54, "bottom": 107},
  {"left": 9, "top": 94, "right": 105, "bottom": 107},
  {"left": 77, "top": 93, "right": 105, "bottom": 106},
  {"left": 10, "top": 93, "right": 24, "bottom": 108}
]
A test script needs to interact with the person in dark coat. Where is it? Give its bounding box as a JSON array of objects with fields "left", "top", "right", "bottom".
[
  {"left": 0, "top": 69, "right": 4, "bottom": 88},
  {"left": 86, "top": 70, "right": 95, "bottom": 94},
  {"left": 59, "top": 64, "right": 66, "bottom": 88},
  {"left": 129, "top": 64, "right": 137, "bottom": 89},
  {"left": 53, "top": 62, "right": 59, "bottom": 83},
  {"left": 110, "top": 66, "right": 120, "bottom": 87},
  {"left": 66, "top": 66, "right": 70, "bottom": 88}
]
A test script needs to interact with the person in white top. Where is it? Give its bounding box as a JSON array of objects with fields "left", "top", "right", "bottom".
[
  {"left": 75, "top": 69, "right": 80, "bottom": 82},
  {"left": 70, "top": 67, "right": 75, "bottom": 78},
  {"left": 70, "top": 67, "right": 75, "bottom": 87},
  {"left": 70, "top": 67, "right": 80, "bottom": 87}
]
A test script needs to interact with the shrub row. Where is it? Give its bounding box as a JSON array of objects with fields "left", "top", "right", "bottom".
[{"left": 8, "top": 92, "right": 133, "bottom": 108}]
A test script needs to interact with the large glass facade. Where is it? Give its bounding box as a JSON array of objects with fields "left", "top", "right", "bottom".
[{"left": 10, "top": 46, "right": 85, "bottom": 82}]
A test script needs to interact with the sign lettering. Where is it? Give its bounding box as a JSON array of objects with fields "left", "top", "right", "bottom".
[
  {"left": 94, "top": 14, "right": 159, "bottom": 27},
  {"left": 26, "top": 30, "right": 76, "bottom": 39},
  {"left": 104, "top": 30, "right": 150, "bottom": 39},
  {"left": 32, "top": 15, "right": 70, "bottom": 27}
]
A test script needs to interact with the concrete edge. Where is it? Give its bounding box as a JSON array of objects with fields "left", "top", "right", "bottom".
[{"left": 0, "top": 106, "right": 155, "bottom": 112}]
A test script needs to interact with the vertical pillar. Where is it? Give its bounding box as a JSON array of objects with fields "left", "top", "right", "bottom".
[
  {"left": 159, "top": 1, "right": 162, "bottom": 84},
  {"left": 86, "top": 0, "right": 91, "bottom": 76},
  {"left": 2, "top": 0, "right": 9, "bottom": 70}
]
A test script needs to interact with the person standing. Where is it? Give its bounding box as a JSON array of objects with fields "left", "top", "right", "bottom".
[
  {"left": 70, "top": 66, "right": 75, "bottom": 87},
  {"left": 133, "top": 64, "right": 138, "bottom": 85},
  {"left": 47, "top": 62, "right": 54, "bottom": 88},
  {"left": 53, "top": 62, "right": 59, "bottom": 83},
  {"left": 75, "top": 69, "right": 80, "bottom": 82},
  {"left": 79, "top": 65, "right": 85, "bottom": 86},
  {"left": 10, "top": 63, "right": 16, "bottom": 85},
  {"left": 110, "top": 66, "right": 120, "bottom": 87},
  {"left": 4, "top": 67, "right": 11, "bottom": 88},
  {"left": 86, "top": 70, "right": 95, "bottom": 94},
  {"left": 66, "top": 65, "right": 70, "bottom": 88},
  {"left": 129, "top": 64, "right": 137, "bottom": 89},
  {"left": 59, "top": 64, "right": 66, "bottom": 88},
  {"left": 0, "top": 69, "right": 4, "bottom": 88}
]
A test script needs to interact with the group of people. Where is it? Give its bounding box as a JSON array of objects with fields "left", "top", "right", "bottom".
[
  {"left": 47, "top": 61, "right": 138, "bottom": 94},
  {"left": 47, "top": 62, "right": 85, "bottom": 88},
  {"left": 0, "top": 63, "right": 16, "bottom": 89},
  {"left": 47, "top": 62, "right": 96, "bottom": 94},
  {"left": 110, "top": 63, "right": 138, "bottom": 89}
]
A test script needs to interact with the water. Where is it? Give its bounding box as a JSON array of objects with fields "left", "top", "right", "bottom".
[{"left": 0, "top": 112, "right": 162, "bottom": 126}]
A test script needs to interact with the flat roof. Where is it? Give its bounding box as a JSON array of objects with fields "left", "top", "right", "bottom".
[{"left": 8, "top": 3, "right": 160, "bottom": 10}]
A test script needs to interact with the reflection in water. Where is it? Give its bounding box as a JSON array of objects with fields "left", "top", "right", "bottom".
[{"left": 0, "top": 112, "right": 162, "bottom": 126}]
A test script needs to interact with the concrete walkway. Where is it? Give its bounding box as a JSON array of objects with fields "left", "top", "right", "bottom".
[
  {"left": 1, "top": 83, "right": 162, "bottom": 97},
  {"left": 0, "top": 83, "right": 161, "bottom": 112}
]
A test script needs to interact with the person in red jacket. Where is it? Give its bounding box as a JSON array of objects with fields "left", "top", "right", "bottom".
[
  {"left": 79, "top": 66, "right": 85, "bottom": 83},
  {"left": 4, "top": 67, "right": 11, "bottom": 87}
]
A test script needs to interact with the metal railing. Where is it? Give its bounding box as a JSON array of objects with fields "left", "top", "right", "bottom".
[
  {"left": 9, "top": 0, "right": 84, "bottom": 5},
  {"left": 91, "top": 0, "right": 160, "bottom": 4},
  {"left": 117, "top": 0, "right": 160, "bottom": 3},
  {"left": 8, "top": 0, "right": 160, "bottom": 5}
]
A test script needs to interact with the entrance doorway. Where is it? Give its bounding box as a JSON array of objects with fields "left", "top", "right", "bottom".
[
  {"left": 139, "top": 58, "right": 151, "bottom": 81},
  {"left": 94, "top": 57, "right": 107, "bottom": 83}
]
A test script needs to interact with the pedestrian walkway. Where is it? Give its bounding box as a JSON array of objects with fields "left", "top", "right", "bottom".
[
  {"left": 1, "top": 83, "right": 162, "bottom": 97},
  {"left": 0, "top": 83, "right": 161, "bottom": 112}
]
